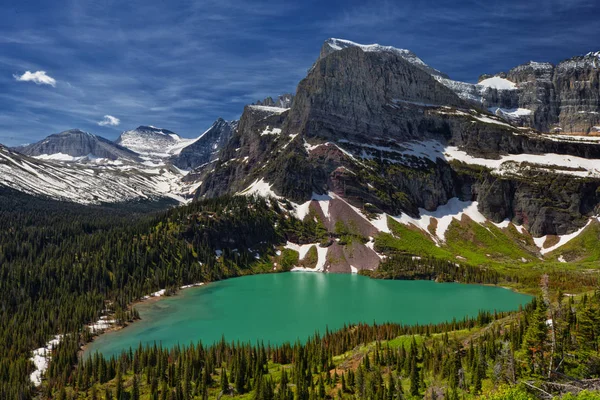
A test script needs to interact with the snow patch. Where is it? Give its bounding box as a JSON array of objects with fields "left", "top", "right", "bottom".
[
  {"left": 393, "top": 198, "right": 487, "bottom": 242},
  {"left": 180, "top": 282, "right": 204, "bottom": 289},
  {"left": 30, "top": 335, "right": 63, "bottom": 386},
  {"left": 396, "top": 140, "right": 600, "bottom": 179},
  {"left": 494, "top": 219, "right": 511, "bottom": 229},
  {"left": 285, "top": 242, "right": 319, "bottom": 260},
  {"left": 87, "top": 316, "right": 116, "bottom": 333},
  {"left": 260, "top": 126, "right": 282, "bottom": 136},
  {"left": 247, "top": 105, "right": 289, "bottom": 114},
  {"left": 489, "top": 107, "right": 532, "bottom": 118},
  {"left": 533, "top": 219, "right": 592, "bottom": 255},
  {"left": 478, "top": 76, "right": 517, "bottom": 90},
  {"left": 239, "top": 178, "right": 280, "bottom": 198}
]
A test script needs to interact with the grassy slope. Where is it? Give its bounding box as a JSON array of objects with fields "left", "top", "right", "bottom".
[
  {"left": 546, "top": 220, "right": 600, "bottom": 264},
  {"left": 372, "top": 215, "right": 600, "bottom": 295}
]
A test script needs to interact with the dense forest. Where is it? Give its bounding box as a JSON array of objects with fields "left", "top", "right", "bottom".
[
  {"left": 0, "top": 189, "right": 323, "bottom": 399},
  {"left": 1, "top": 188, "right": 600, "bottom": 399},
  {"left": 49, "top": 292, "right": 600, "bottom": 399}
]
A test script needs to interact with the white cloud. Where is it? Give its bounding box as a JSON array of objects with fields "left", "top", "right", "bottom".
[
  {"left": 97, "top": 115, "right": 120, "bottom": 126},
  {"left": 13, "top": 71, "right": 57, "bottom": 87}
]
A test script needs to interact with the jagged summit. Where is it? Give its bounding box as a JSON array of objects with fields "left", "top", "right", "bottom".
[
  {"left": 254, "top": 94, "right": 294, "bottom": 109},
  {"left": 320, "top": 38, "right": 449, "bottom": 79},
  {"left": 171, "top": 118, "right": 237, "bottom": 170}
]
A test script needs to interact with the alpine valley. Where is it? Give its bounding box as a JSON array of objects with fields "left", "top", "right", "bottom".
[{"left": 3, "top": 38, "right": 600, "bottom": 400}]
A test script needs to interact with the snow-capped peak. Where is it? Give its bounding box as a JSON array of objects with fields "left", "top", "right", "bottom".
[
  {"left": 322, "top": 38, "right": 449, "bottom": 78},
  {"left": 586, "top": 51, "right": 600, "bottom": 58},
  {"left": 326, "top": 38, "right": 419, "bottom": 60},
  {"left": 57, "top": 128, "right": 94, "bottom": 137}
]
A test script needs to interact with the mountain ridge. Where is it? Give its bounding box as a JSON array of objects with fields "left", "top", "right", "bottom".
[{"left": 14, "top": 129, "right": 141, "bottom": 162}]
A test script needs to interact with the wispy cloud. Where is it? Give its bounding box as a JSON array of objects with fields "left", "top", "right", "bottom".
[
  {"left": 13, "top": 70, "right": 56, "bottom": 87},
  {"left": 0, "top": 0, "right": 599, "bottom": 146},
  {"left": 98, "top": 115, "right": 120, "bottom": 126}
]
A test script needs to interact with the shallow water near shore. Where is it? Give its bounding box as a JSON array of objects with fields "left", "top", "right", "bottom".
[{"left": 85, "top": 273, "right": 531, "bottom": 358}]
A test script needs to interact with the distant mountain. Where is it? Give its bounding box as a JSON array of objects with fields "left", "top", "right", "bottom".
[
  {"left": 254, "top": 93, "right": 294, "bottom": 109},
  {"left": 171, "top": 118, "right": 237, "bottom": 170},
  {"left": 0, "top": 144, "right": 197, "bottom": 204},
  {"left": 14, "top": 129, "right": 140, "bottom": 161},
  {"left": 115, "top": 126, "right": 196, "bottom": 159}
]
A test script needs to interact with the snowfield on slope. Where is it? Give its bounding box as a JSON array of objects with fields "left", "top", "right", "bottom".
[
  {"left": 478, "top": 76, "right": 517, "bottom": 90},
  {"left": 0, "top": 148, "right": 198, "bottom": 204}
]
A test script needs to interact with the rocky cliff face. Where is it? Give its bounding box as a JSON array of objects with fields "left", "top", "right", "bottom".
[
  {"left": 171, "top": 118, "right": 237, "bottom": 170},
  {"left": 553, "top": 52, "right": 600, "bottom": 134},
  {"left": 288, "top": 45, "right": 466, "bottom": 145},
  {"left": 194, "top": 39, "right": 600, "bottom": 240},
  {"left": 15, "top": 129, "right": 140, "bottom": 161},
  {"left": 470, "top": 53, "right": 600, "bottom": 135}
]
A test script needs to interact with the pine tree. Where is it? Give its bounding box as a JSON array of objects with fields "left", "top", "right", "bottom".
[
  {"left": 522, "top": 297, "right": 549, "bottom": 375},
  {"left": 409, "top": 352, "right": 420, "bottom": 397},
  {"left": 221, "top": 368, "right": 229, "bottom": 393},
  {"left": 132, "top": 374, "right": 140, "bottom": 400},
  {"left": 115, "top": 364, "right": 123, "bottom": 400},
  {"left": 386, "top": 372, "right": 395, "bottom": 400}
]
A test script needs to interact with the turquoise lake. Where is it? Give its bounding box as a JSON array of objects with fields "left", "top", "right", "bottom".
[{"left": 85, "top": 273, "right": 531, "bottom": 358}]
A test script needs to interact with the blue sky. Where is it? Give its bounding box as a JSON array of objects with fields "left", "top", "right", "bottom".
[{"left": 1, "top": 0, "right": 599, "bottom": 146}]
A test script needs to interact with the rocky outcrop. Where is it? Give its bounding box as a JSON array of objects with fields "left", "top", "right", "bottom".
[
  {"left": 254, "top": 93, "right": 294, "bottom": 109},
  {"left": 472, "top": 53, "right": 600, "bottom": 134},
  {"left": 196, "top": 105, "right": 290, "bottom": 198},
  {"left": 171, "top": 118, "right": 237, "bottom": 170},
  {"left": 554, "top": 53, "right": 600, "bottom": 134},
  {"left": 15, "top": 129, "right": 139, "bottom": 161},
  {"left": 475, "top": 172, "right": 600, "bottom": 236}
]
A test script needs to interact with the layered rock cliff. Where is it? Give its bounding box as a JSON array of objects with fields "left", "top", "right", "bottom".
[{"left": 195, "top": 39, "right": 600, "bottom": 243}]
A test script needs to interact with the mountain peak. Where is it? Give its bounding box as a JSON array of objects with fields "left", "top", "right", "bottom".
[
  {"left": 132, "top": 126, "right": 177, "bottom": 136},
  {"left": 171, "top": 118, "right": 237, "bottom": 171},
  {"left": 15, "top": 129, "right": 138, "bottom": 161},
  {"left": 56, "top": 128, "right": 93, "bottom": 136},
  {"left": 320, "top": 38, "right": 449, "bottom": 79}
]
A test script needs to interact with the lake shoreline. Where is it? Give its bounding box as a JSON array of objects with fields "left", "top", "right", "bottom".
[
  {"left": 78, "top": 282, "right": 207, "bottom": 359},
  {"left": 81, "top": 273, "right": 532, "bottom": 359}
]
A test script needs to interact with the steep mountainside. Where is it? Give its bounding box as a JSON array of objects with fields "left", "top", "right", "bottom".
[
  {"left": 0, "top": 144, "right": 197, "bottom": 204},
  {"left": 14, "top": 129, "right": 140, "bottom": 161},
  {"left": 327, "top": 40, "right": 600, "bottom": 135},
  {"left": 192, "top": 39, "right": 600, "bottom": 272},
  {"left": 171, "top": 118, "right": 237, "bottom": 170}
]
